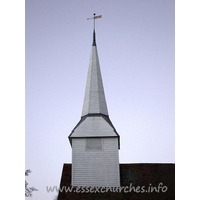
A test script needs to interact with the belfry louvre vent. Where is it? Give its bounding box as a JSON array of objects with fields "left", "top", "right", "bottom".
[{"left": 86, "top": 138, "right": 102, "bottom": 150}]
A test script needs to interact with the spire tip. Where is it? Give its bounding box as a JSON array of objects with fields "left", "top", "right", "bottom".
[{"left": 92, "top": 29, "right": 96, "bottom": 46}]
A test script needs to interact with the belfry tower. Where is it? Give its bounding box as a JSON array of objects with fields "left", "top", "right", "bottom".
[{"left": 69, "top": 17, "right": 120, "bottom": 187}]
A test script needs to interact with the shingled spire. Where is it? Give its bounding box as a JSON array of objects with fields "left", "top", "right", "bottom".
[
  {"left": 81, "top": 30, "right": 108, "bottom": 117},
  {"left": 69, "top": 28, "right": 119, "bottom": 145}
]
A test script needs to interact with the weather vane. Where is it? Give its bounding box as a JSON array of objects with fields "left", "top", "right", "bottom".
[{"left": 87, "top": 13, "right": 102, "bottom": 30}]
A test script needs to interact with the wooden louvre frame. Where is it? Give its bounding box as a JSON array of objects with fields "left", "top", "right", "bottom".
[{"left": 86, "top": 138, "right": 102, "bottom": 150}]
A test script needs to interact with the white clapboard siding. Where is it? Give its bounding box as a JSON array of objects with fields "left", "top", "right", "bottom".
[{"left": 72, "top": 137, "right": 120, "bottom": 187}]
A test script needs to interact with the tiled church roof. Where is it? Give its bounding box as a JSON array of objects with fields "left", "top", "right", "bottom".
[{"left": 58, "top": 163, "right": 175, "bottom": 200}]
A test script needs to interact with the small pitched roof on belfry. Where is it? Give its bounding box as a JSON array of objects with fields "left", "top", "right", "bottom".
[{"left": 81, "top": 29, "right": 108, "bottom": 117}]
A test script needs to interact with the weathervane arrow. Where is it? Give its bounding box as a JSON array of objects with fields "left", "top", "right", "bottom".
[{"left": 87, "top": 13, "right": 102, "bottom": 30}]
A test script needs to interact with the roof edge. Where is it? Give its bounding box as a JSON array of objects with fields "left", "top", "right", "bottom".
[{"left": 68, "top": 113, "right": 120, "bottom": 149}]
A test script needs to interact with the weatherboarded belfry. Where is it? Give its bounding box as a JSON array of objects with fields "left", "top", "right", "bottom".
[{"left": 68, "top": 20, "right": 120, "bottom": 187}]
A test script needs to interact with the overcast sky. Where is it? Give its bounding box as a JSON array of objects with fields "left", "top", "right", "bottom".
[{"left": 25, "top": 0, "right": 174, "bottom": 199}]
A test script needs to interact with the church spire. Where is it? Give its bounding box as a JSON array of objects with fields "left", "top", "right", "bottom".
[
  {"left": 81, "top": 28, "right": 108, "bottom": 117},
  {"left": 68, "top": 18, "right": 120, "bottom": 187}
]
